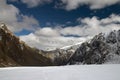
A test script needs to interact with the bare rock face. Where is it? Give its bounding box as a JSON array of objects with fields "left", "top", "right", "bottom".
[
  {"left": 0, "top": 23, "right": 53, "bottom": 67},
  {"left": 69, "top": 30, "right": 120, "bottom": 65}
]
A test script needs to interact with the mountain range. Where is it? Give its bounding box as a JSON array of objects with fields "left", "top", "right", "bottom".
[{"left": 0, "top": 23, "right": 120, "bottom": 67}]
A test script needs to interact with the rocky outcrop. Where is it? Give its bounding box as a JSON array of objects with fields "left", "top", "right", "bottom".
[{"left": 69, "top": 30, "right": 120, "bottom": 64}]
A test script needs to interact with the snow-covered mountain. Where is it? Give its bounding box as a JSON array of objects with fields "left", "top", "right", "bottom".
[{"left": 69, "top": 30, "right": 120, "bottom": 64}]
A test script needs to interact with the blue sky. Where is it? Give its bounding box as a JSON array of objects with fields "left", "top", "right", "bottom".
[
  {"left": 7, "top": 0, "right": 120, "bottom": 35},
  {"left": 1, "top": 0, "right": 120, "bottom": 50}
]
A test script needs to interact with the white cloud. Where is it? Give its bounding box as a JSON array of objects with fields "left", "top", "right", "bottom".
[
  {"left": 35, "top": 27, "right": 60, "bottom": 37},
  {"left": 60, "top": 26, "right": 83, "bottom": 36},
  {"left": 20, "top": 14, "right": 120, "bottom": 51},
  {"left": 20, "top": 27, "right": 90, "bottom": 50},
  {"left": 9, "top": 0, "right": 53, "bottom": 8},
  {"left": 20, "top": 33, "right": 89, "bottom": 50},
  {"left": 0, "top": 0, "right": 39, "bottom": 32},
  {"left": 21, "top": 0, "right": 52, "bottom": 8},
  {"left": 57, "top": 0, "right": 120, "bottom": 10},
  {"left": 80, "top": 14, "right": 120, "bottom": 35},
  {"left": 9, "top": 0, "right": 120, "bottom": 10}
]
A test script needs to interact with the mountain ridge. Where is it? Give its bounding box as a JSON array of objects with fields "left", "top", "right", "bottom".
[
  {"left": 0, "top": 23, "right": 120, "bottom": 67},
  {"left": 0, "top": 23, "right": 76, "bottom": 67},
  {"left": 0, "top": 23, "right": 54, "bottom": 67}
]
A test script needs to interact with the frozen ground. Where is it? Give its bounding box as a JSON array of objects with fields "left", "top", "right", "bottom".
[{"left": 0, "top": 65, "right": 120, "bottom": 80}]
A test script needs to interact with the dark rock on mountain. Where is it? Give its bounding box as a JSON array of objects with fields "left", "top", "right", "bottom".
[{"left": 69, "top": 31, "right": 120, "bottom": 64}]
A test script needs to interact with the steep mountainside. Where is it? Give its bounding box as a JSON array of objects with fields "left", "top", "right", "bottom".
[
  {"left": 0, "top": 23, "right": 54, "bottom": 67},
  {"left": 69, "top": 31, "right": 120, "bottom": 64}
]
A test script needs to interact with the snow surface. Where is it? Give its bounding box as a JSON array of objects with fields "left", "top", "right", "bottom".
[{"left": 0, "top": 65, "right": 120, "bottom": 80}]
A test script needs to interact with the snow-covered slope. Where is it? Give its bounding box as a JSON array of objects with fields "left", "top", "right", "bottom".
[{"left": 0, "top": 65, "right": 120, "bottom": 80}]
